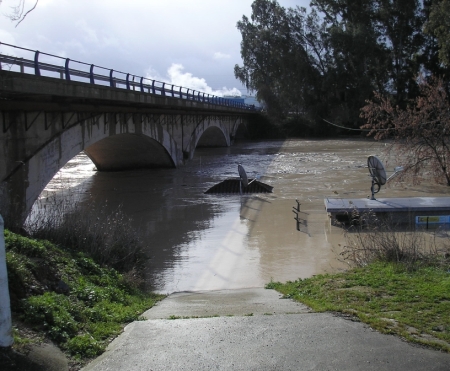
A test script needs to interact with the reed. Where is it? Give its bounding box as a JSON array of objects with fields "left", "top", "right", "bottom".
[
  {"left": 341, "top": 210, "right": 450, "bottom": 271},
  {"left": 24, "top": 190, "right": 147, "bottom": 274}
]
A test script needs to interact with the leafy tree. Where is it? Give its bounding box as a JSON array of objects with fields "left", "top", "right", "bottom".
[
  {"left": 235, "top": 0, "right": 448, "bottom": 134},
  {"left": 234, "top": 0, "right": 313, "bottom": 119},
  {"left": 419, "top": 1, "right": 443, "bottom": 77},
  {"left": 313, "top": 0, "right": 425, "bottom": 107},
  {"left": 375, "top": 0, "right": 425, "bottom": 105},
  {"left": 424, "top": 0, "right": 450, "bottom": 68},
  {"left": 310, "top": 0, "right": 390, "bottom": 126},
  {"left": 361, "top": 76, "right": 450, "bottom": 185}
]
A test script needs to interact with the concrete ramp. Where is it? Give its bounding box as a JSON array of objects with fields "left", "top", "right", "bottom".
[
  {"left": 82, "top": 288, "right": 450, "bottom": 371},
  {"left": 143, "top": 288, "right": 310, "bottom": 319}
]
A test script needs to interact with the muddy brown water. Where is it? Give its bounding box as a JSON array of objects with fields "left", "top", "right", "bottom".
[{"left": 34, "top": 138, "right": 450, "bottom": 293}]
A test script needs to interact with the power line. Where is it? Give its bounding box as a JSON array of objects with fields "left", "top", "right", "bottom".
[{"left": 321, "top": 118, "right": 371, "bottom": 131}]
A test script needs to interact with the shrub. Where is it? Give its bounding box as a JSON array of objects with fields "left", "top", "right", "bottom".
[
  {"left": 25, "top": 195, "right": 147, "bottom": 274},
  {"left": 341, "top": 210, "right": 450, "bottom": 271}
]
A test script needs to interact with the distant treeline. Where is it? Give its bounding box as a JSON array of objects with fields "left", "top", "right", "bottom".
[{"left": 235, "top": 0, "right": 450, "bottom": 135}]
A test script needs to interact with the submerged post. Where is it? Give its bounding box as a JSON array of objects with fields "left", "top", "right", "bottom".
[{"left": 0, "top": 214, "right": 13, "bottom": 347}]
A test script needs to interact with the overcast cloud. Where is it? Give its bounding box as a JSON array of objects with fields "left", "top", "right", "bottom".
[{"left": 0, "top": 0, "right": 309, "bottom": 97}]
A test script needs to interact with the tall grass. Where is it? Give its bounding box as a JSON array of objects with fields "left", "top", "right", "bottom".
[
  {"left": 24, "top": 191, "right": 147, "bottom": 274},
  {"left": 341, "top": 210, "right": 450, "bottom": 271}
]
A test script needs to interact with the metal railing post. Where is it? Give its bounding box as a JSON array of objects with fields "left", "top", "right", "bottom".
[
  {"left": 109, "top": 69, "right": 115, "bottom": 88},
  {"left": 64, "top": 58, "right": 70, "bottom": 81},
  {"left": 34, "top": 50, "right": 40, "bottom": 76},
  {"left": 0, "top": 214, "right": 13, "bottom": 347},
  {"left": 90, "top": 64, "right": 95, "bottom": 84}
]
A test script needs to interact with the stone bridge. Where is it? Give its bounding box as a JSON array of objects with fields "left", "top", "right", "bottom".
[{"left": 0, "top": 70, "right": 260, "bottom": 227}]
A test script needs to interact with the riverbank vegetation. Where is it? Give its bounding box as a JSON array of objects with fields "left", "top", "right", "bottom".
[
  {"left": 3, "top": 225, "right": 163, "bottom": 368},
  {"left": 236, "top": 0, "right": 450, "bottom": 136},
  {"left": 362, "top": 76, "right": 450, "bottom": 186},
  {"left": 25, "top": 196, "right": 147, "bottom": 274},
  {"left": 267, "top": 262, "right": 450, "bottom": 351},
  {"left": 1, "top": 188, "right": 164, "bottom": 369},
  {"left": 267, "top": 216, "right": 450, "bottom": 352}
]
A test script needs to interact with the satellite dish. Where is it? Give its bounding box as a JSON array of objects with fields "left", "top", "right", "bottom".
[
  {"left": 368, "top": 155, "right": 386, "bottom": 200},
  {"left": 238, "top": 164, "right": 248, "bottom": 187},
  {"left": 368, "top": 155, "right": 387, "bottom": 186},
  {"left": 367, "top": 156, "right": 403, "bottom": 200}
]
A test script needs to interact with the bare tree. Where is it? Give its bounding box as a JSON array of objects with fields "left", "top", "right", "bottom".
[
  {"left": 1, "top": 0, "right": 38, "bottom": 26},
  {"left": 361, "top": 76, "right": 450, "bottom": 185}
]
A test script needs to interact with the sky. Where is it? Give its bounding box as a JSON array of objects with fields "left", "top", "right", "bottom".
[{"left": 0, "top": 0, "right": 310, "bottom": 97}]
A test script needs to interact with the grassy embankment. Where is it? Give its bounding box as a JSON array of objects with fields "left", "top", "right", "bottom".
[
  {"left": 3, "top": 229, "right": 164, "bottom": 367},
  {"left": 267, "top": 217, "right": 450, "bottom": 352}
]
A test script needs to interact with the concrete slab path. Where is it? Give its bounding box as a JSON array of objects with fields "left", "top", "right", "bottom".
[{"left": 82, "top": 288, "right": 450, "bottom": 371}]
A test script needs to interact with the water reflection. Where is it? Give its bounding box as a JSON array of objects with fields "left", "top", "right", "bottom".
[{"left": 35, "top": 138, "right": 450, "bottom": 294}]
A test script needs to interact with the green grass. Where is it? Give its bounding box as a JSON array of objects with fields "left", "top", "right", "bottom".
[
  {"left": 4, "top": 230, "right": 165, "bottom": 360},
  {"left": 266, "top": 262, "right": 450, "bottom": 352}
]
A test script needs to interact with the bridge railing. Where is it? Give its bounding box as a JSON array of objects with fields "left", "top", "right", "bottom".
[{"left": 0, "top": 42, "right": 258, "bottom": 111}]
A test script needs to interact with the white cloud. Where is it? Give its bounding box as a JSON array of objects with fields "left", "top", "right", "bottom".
[
  {"left": 0, "top": 29, "right": 16, "bottom": 47},
  {"left": 146, "top": 63, "right": 241, "bottom": 97},
  {"left": 75, "top": 20, "right": 99, "bottom": 44},
  {"left": 213, "top": 52, "right": 231, "bottom": 60},
  {"left": 0, "top": 1, "right": 310, "bottom": 95}
]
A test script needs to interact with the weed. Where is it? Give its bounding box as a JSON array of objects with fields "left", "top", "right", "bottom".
[
  {"left": 11, "top": 327, "right": 34, "bottom": 347},
  {"left": 265, "top": 280, "right": 278, "bottom": 290},
  {"left": 168, "top": 315, "right": 182, "bottom": 320},
  {"left": 341, "top": 210, "right": 450, "bottom": 271},
  {"left": 23, "top": 292, "right": 80, "bottom": 342},
  {"left": 65, "top": 334, "right": 104, "bottom": 359},
  {"left": 268, "top": 262, "right": 450, "bottom": 351},
  {"left": 25, "top": 193, "right": 147, "bottom": 274},
  {"left": 5, "top": 230, "right": 165, "bottom": 361}
]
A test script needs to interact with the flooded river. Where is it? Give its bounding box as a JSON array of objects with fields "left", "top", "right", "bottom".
[{"left": 37, "top": 138, "right": 450, "bottom": 294}]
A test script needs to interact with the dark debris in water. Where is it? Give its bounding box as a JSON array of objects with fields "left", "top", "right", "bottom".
[{"left": 205, "top": 179, "right": 273, "bottom": 194}]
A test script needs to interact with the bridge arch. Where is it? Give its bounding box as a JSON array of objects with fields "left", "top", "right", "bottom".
[
  {"left": 184, "top": 117, "right": 233, "bottom": 159},
  {"left": 1, "top": 114, "right": 179, "bottom": 227},
  {"left": 196, "top": 126, "right": 229, "bottom": 148},
  {"left": 85, "top": 133, "right": 175, "bottom": 171}
]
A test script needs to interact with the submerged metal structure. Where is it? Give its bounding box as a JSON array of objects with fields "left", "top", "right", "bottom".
[{"left": 205, "top": 179, "right": 273, "bottom": 194}]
